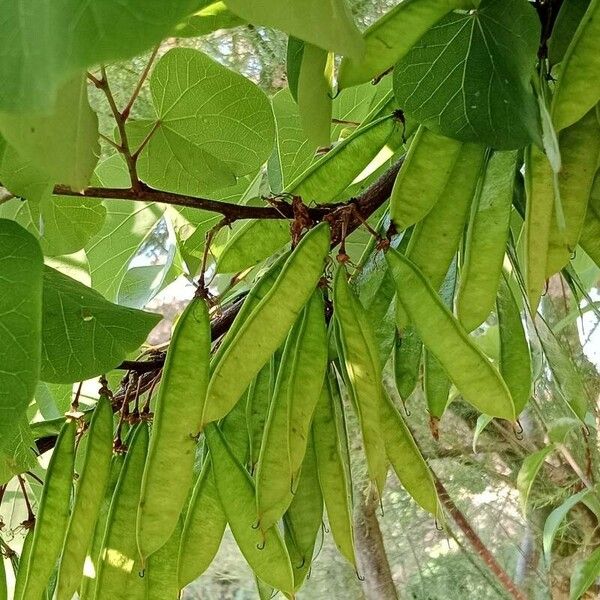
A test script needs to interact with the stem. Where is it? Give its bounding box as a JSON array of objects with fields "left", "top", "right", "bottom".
[
  {"left": 434, "top": 474, "right": 528, "bottom": 600},
  {"left": 122, "top": 45, "right": 160, "bottom": 121}
]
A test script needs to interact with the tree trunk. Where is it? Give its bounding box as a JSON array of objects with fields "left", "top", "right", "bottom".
[{"left": 354, "top": 484, "right": 399, "bottom": 600}]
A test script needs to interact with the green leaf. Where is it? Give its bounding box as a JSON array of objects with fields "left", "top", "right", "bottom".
[
  {"left": 268, "top": 89, "right": 317, "bottom": 193},
  {"left": 0, "top": 417, "right": 37, "bottom": 485},
  {"left": 339, "top": 0, "right": 472, "bottom": 88},
  {"left": 472, "top": 414, "right": 493, "bottom": 453},
  {"left": 571, "top": 547, "right": 600, "bottom": 600},
  {"left": 297, "top": 44, "right": 333, "bottom": 148},
  {"left": 148, "top": 48, "right": 275, "bottom": 179},
  {"left": 516, "top": 446, "right": 554, "bottom": 515},
  {"left": 286, "top": 37, "right": 305, "bottom": 103},
  {"left": 0, "top": 219, "right": 43, "bottom": 449},
  {"left": 393, "top": 0, "right": 541, "bottom": 149},
  {"left": 543, "top": 488, "right": 591, "bottom": 563},
  {"left": 0, "top": 143, "right": 106, "bottom": 256},
  {"left": 223, "top": 0, "right": 364, "bottom": 58},
  {"left": 0, "top": 0, "right": 202, "bottom": 113},
  {"left": 0, "top": 76, "right": 99, "bottom": 189},
  {"left": 86, "top": 155, "right": 164, "bottom": 301},
  {"left": 41, "top": 266, "right": 161, "bottom": 383},
  {"left": 128, "top": 120, "right": 237, "bottom": 196},
  {"left": 174, "top": 1, "right": 245, "bottom": 37}
]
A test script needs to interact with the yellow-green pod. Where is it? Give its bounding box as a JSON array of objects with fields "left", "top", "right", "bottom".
[
  {"left": 456, "top": 150, "right": 518, "bottom": 332},
  {"left": 147, "top": 518, "right": 183, "bottom": 600},
  {"left": 390, "top": 126, "right": 463, "bottom": 231},
  {"left": 21, "top": 421, "right": 76, "bottom": 600},
  {"left": 297, "top": 42, "right": 333, "bottom": 148},
  {"left": 334, "top": 267, "right": 387, "bottom": 495},
  {"left": 95, "top": 424, "right": 149, "bottom": 600},
  {"left": 204, "top": 423, "right": 294, "bottom": 594},
  {"left": 312, "top": 377, "right": 355, "bottom": 566},
  {"left": 545, "top": 107, "right": 600, "bottom": 277},
  {"left": 380, "top": 392, "right": 439, "bottom": 516},
  {"left": 56, "top": 396, "right": 114, "bottom": 600},
  {"left": 13, "top": 527, "right": 34, "bottom": 600},
  {"left": 523, "top": 144, "right": 554, "bottom": 314},
  {"left": 205, "top": 223, "right": 330, "bottom": 426},
  {"left": 551, "top": 0, "right": 600, "bottom": 131},
  {"left": 580, "top": 172, "right": 600, "bottom": 267},
  {"left": 246, "top": 360, "right": 275, "bottom": 472},
  {"left": 137, "top": 296, "right": 211, "bottom": 560},
  {"left": 386, "top": 248, "right": 515, "bottom": 421},
  {"left": 283, "top": 439, "right": 324, "bottom": 590}
]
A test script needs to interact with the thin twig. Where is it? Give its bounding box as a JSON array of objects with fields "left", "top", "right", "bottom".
[{"left": 122, "top": 45, "right": 160, "bottom": 120}]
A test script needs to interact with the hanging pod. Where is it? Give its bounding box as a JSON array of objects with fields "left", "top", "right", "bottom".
[
  {"left": 333, "top": 267, "right": 387, "bottom": 495},
  {"left": 544, "top": 107, "right": 600, "bottom": 277},
  {"left": 137, "top": 296, "right": 211, "bottom": 560},
  {"left": 551, "top": 0, "right": 600, "bottom": 131},
  {"left": 56, "top": 396, "right": 114, "bottom": 600},
  {"left": 283, "top": 439, "right": 324, "bottom": 590},
  {"left": 178, "top": 389, "right": 250, "bottom": 588},
  {"left": 456, "top": 150, "right": 519, "bottom": 332},
  {"left": 312, "top": 376, "right": 356, "bottom": 567},
  {"left": 256, "top": 290, "right": 328, "bottom": 531},
  {"left": 204, "top": 423, "right": 295, "bottom": 595},
  {"left": 390, "top": 126, "right": 463, "bottom": 231},
  {"left": 380, "top": 392, "right": 439, "bottom": 516},
  {"left": 205, "top": 222, "right": 330, "bottom": 426},
  {"left": 386, "top": 248, "right": 516, "bottom": 421},
  {"left": 21, "top": 420, "right": 76, "bottom": 600},
  {"left": 94, "top": 424, "right": 149, "bottom": 600}
]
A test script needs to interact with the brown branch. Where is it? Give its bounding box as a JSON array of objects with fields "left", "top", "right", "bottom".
[
  {"left": 53, "top": 160, "right": 403, "bottom": 229},
  {"left": 434, "top": 474, "right": 527, "bottom": 600}
]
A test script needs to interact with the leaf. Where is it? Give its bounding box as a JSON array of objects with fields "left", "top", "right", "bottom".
[
  {"left": 339, "top": 0, "right": 472, "bottom": 88},
  {"left": 174, "top": 1, "right": 245, "bottom": 37},
  {"left": 543, "top": 489, "right": 591, "bottom": 564},
  {"left": 297, "top": 44, "right": 333, "bottom": 148},
  {"left": 41, "top": 266, "right": 161, "bottom": 383},
  {"left": 286, "top": 38, "right": 305, "bottom": 103},
  {"left": 86, "top": 155, "right": 164, "bottom": 301},
  {"left": 0, "top": 219, "right": 43, "bottom": 449},
  {"left": 393, "top": 0, "right": 541, "bottom": 149},
  {"left": 268, "top": 89, "right": 317, "bottom": 193},
  {"left": 571, "top": 547, "right": 600, "bottom": 600},
  {"left": 149, "top": 48, "right": 275, "bottom": 179},
  {"left": 516, "top": 446, "right": 554, "bottom": 515},
  {"left": 0, "top": 0, "right": 201, "bottom": 113},
  {"left": 223, "top": 0, "right": 364, "bottom": 58},
  {"left": 548, "top": 0, "right": 591, "bottom": 65},
  {"left": 0, "top": 75, "right": 99, "bottom": 189},
  {"left": 0, "top": 417, "right": 37, "bottom": 485},
  {"left": 128, "top": 120, "right": 236, "bottom": 197},
  {"left": 472, "top": 414, "right": 493, "bottom": 453}
]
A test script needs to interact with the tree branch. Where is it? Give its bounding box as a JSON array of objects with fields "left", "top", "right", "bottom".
[{"left": 53, "top": 160, "right": 403, "bottom": 231}]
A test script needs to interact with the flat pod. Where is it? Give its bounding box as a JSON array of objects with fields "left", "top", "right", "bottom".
[
  {"left": 204, "top": 222, "right": 330, "bottom": 426},
  {"left": 246, "top": 360, "right": 275, "bottom": 471},
  {"left": 456, "top": 150, "right": 518, "bottom": 332},
  {"left": 523, "top": 144, "right": 554, "bottom": 314},
  {"left": 338, "top": 0, "right": 472, "bottom": 88},
  {"left": 333, "top": 267, "right": 387, "bottom": 494},
  {"left": 297, "top": 42, "right": 333, "bottom": 148},
  {"left": 56, "top": 396, "right": 114, "bottom": 600},
  {"left": 386, "top": 248, "right": 515, "bottom": 420},
  {"left": 12, "top": 527, "right": 34, "bottom": 600},
  {"left": 394, "top": 327, "right": 422, "bottom": 402},
  {"left": 283, "top": 439, "right": 324, "bottom": 590},
  {"left": 580, "top": 172, "right": 600, "bottom": 267},
  {"left": 545, "top": 108, "right": 600, "bottom": 277},
  {"left": 551, "top": 0, "right": 600, "bottom": 131},
  {"left": 390, "top": 127, "right": 463, "bottom": 231},
  {"left": 424, "top": 350, "right": 451, "bottom": 421},
  {"left": 405, "top": 142, "right": 486, "bottom": 293},
  {"left": 178, "top": 390, "right": 250, "bottom": 587},
  {"left": 0, "top": 552, "right": 5, "bottom": 600},
  {"left": 79, "top": 446, "right": 128, "bottom": 600},
  {"left": 137, "top": 296, "right": 211, "bottom": 559},
  {"left": 380, "top": 392, "right": 439, "bottom": 515},
  {"left": 95, "top": 424, "right": 149, "bottom": 600},
  {"left": 204, "top": 423, "right": 294, "bottom": 594},
  {"left": 496, "top": 274, "right": 531, "bottom": 415},
  {"left": 21, "top": 420, "right": 76, "bottom": 600},
  {"left": 147, "top": 518, "right": 183, "bottom": 599},
  {"left": 312, "top": 378, "right": 355, "bottom": 566}
]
